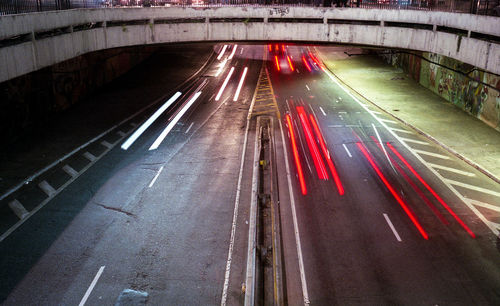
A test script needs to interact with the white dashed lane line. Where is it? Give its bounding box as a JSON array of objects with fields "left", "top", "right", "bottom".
[
  {"left": 342, "top": 144, "right": 352, "bottom": 158},
  {"left": 383, "top": 213, "right": 402, "bottom": 242}
]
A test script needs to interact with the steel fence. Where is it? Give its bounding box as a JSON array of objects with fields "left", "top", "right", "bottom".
[{"left": 1, "top": 0, "right": 499, "bottom": 16}]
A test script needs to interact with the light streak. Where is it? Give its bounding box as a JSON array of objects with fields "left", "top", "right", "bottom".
[
  {"left": 149, "top": 91, "right": 202, "bottom": 150},
  {"left": 233, "top": 67, "right": 248, "bottom": 102},
  {"left": 215, "top": 67, "right": 235, "bottom": 101},
  {"left": 121, "top": 92, "right": 182, "bottom": 150},
  {"left": 302, "top": 55, "right": 312, "bottom": 72},
  {"left": 217, "top": 45, "right": 228, "bottom": 60},
  {"left": 386, "top": 143, "right": 476, "bottom": 238},
  {"left": 287, "top": 55, "right": 295, "bottom": 72},
  {"left": 286, "top": 114, "right": 307, "bottom": 195},
  {"left": 228, "top": 44, "right": 238, "bottom": 60},
  {"left": 275, "top": 55, "right": 281, "bottom": 71},
  {"left": 297, "top": 107, "right": 328, "bottom": 180},
  {"left": 215, "top": 58, "right": 228, "bottom": 77}
]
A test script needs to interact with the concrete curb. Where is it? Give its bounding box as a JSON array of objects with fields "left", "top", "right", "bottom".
[{"left": 315, "top": 48, "right": 500, "bottom": 185}]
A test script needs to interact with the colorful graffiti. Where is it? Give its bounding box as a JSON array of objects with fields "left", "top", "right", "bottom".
[{"left": 386, "top": 51, "right": 500, "bottom": 131}]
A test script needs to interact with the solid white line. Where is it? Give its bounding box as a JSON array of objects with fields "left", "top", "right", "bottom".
[
  {"left": 468, "top": 199, "right": 500, "bottom": 212},
  {"left": 62, "top": 164, "right": 79, "bottom": 178},
  {"left": 278, "top": 120, "right": 310, "bottom": 304},
  {"left": 244, "top": 117, "right": 262, "bottom": 306},
  {"left": 399, "top": 137, "right": 431, "bottom": 146},
  {"left": 228, "top": 44, "right": 238, "bottom": 60},
  {"left": 121, "top": 92, "right": 182, "bottom": 150},
  {"left": 383, "top": 213, "right": 402, "bottom": 242},
  {"left": 342, "top": 144, "right": 352, "bottom": 158},
  {"left": 83, "top": 152, "right": 96, "bottom": 162},
  {"left": 78, "top": 266, "right": 105, "bottom": 306},
  {"left": 8, "top": 200, "right": 29, "bottom": 220},
  {"left": 378, "top": 118, "right": 398, "bottom": 124},
  {"left": 413, "top": 149, "right": 450, "bottom": 160},
  {"left": 444, "top": 179, "right": 500, "bottom": 197},
  {"left": 220, "top": 75, "right": 256, "bottom": 306},
  {"left": 150, "top": 92, "right": 202, "bottom": 150},
  {"left": 148, "top": 166, "right": 164, "bottom": 188},
  {"left": 305, "top": 84, "right": 310, "bottom": 91},
  {"left": 319, "top": 106, "right": 327, "bottom": 116},
  {"left": 38, "top": 180, "right": 56, "bottom": 197},
  {"left": 217, "top": 45, "right": 228, "bottom": 60},
  {"left": 233, "top": 67, "right": 248, "bottom": 101},
  {"left": 215, "top": 67, "right": 235, "bottom": 101},
  {"left": 428, "top": 163, "right": 475, "bottom": 177},
  {"left": 185, "top": 122, "right": 194, "bottom": 134},
  {"left": 390, "top": 127, "right": 414, "bottom": 134}
]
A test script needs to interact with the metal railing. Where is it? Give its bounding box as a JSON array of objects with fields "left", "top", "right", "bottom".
[{"left": 1, "top": 0, "right": 499, "bottom": 15}]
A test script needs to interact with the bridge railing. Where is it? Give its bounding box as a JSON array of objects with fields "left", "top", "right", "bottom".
[{"left": 1, "top": 0, "right": 499, "bottom": 16}]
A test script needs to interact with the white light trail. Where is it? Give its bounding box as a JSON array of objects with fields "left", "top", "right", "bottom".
[
  {"left": 215, "top": 67, "right": 235, "bottom": 101},
  {"left": 233, "top": 67, "right": 248, "bottom": 102},
  {"left": 121, "top": 92, "right": 182, "bottom": 150},
  {"left": 228, "top": 44, "right": 238, "bottom": 60},
  {"left": 217, "top": 45, "right": 228, "bottom": 60},
  {"left": 215, "top": 58, "right": 228, "bottom": 77},
  {"left": 149, "top": 91, "right": 202, "bottom": 150}
]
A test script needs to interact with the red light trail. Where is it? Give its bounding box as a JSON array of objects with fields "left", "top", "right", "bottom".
[{"left": 286, "top": 114, "right": 307, "bottom": 195}]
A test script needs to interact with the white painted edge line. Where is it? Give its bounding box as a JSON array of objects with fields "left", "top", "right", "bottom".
[
  {"left": 413, "top": 149, "right": 450, "bottom": 160},
  {"left": 221, "top": 67, "right": 258, "bottom": 306},
  {"left": 149, "top": 91, "right": 202, "bottom": 150},
  {"left": 62, "top": 165, "right": 79, "bottom": 178},
  {"left": 121, "top": 92, "right": 182, "bottom": 150},
  {"left": 428, "top": 163, "right": 475, "bottom": 177},
  {"left": 383, "top": 213, "right": 402, "bottom": 242},
  {"left": 148, "top": 166, "right": 164, "bottom": 188},
  {"left": 185, "top": 122, "right": 194, "bottom": 134},
  {"left": 78, "top": 266, "right": 105, "bottom": 306},
  {"left": 342, "top": 144, "right": 352, "bottom": 158},
  {"left": 278, "top": 119, "right": 310, "bottom": 305},
  {"left": 390, "top": 127, "right": 414, "bottom": 134},
  {"left": 319, "top": 106, "right": 327, "bottom": 116},
  {"left": 8, "top": 200, "right": 29, "bottom": 220},
  {"left": 305, "top": 84, "right": 310, "bottom": 91},
  {"left": 244, "top": 117, "right": 262, "bottom": 306},
  {"left": 399, "top": 137, "right": 431, "bottom": 146},
  {"left": 468, "top": 199, "right": 500, "bottom": 213},
  {"left": 38, "top": 180, "right": 56, "bottom": 197},
  {"left": 444, "top": 179, "right": 500, "bottom": 198},
  {"left": 322, "top": 67, "right": 500, "bottom": 237}
]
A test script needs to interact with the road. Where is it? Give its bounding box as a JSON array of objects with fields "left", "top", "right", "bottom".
[{"left": 0, "top": 43, "right": 499, "bottom": 305}]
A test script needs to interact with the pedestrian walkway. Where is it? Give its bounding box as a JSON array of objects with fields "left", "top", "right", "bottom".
[{"left": 316, "top": 46, "right": 500, "bottom": 184}]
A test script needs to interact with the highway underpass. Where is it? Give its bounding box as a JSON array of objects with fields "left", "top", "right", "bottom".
[{"left": 0, "top": 42, "right": 499, "bottom": 305}]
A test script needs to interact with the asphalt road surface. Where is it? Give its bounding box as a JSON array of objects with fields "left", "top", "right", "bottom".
[{"left": 0, "top": 44, "right": 499, "bottom": 305}]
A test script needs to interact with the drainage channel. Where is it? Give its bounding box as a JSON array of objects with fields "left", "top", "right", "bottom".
[{"left": 246, "top": 116, "right": 284, "bottom": 305}]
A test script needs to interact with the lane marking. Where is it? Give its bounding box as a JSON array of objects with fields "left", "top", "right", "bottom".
[
  {"left": 38, "top": 180, "right": 56, "bottom": 197},
  {"left": 378, "top": 118, "right": 398, "bottom": 124},
  {"left": 185, "top": 122, "right": 194, "bottom": 134},
  {"left": 319, "top": 106, "right": 327, "bottom": 116},
  {"left": 468, "top": 199, "right": 500, "bottom": 212},
  {"left": 305, "top": 84, "right": 310, "bottom": 91},
  {"left": 130, "top": 122, "right": 138, "bottom": 127},
  {"left": 78, "top": 266, "right": 105, "bottom": 306},
  {"left": 413, "top": 149, "right": 450, "bottom": 160},
  {"left": 149, "top": 91, "right": 202, "bottom": 150},
  {"left": 221, "top": 65, "right": 262, "bottom": 306},
  {"left": 444, "top": 179, "right": 500, "bottom": 197},
  {"left": 121, "top": 92, "right": 182, "bottom": 150},
  {"left": 328, "top": 125, "right": 343, "bottom": 128},
  {"left": 399, "top": 137, "right": 431, "bottom": 146},
  {"left": 342, "top": 144, "right": 352, "bottom": 158},
  {"left": 100, "top": 140, "right": 113, "bottom": 149},
  {"left": 428, "top": 163, "right": 475, "bottom": 177},
  {"left": 148, "top": 166, "right": 164, "bottom": 188},
  {"left": 240, "top": 47, "right": 244, "bottom": 54},
  {"left": 383, "top": 213, "right": 402, "bottom": 242},
  {"left": 279, "top": 119, "right": 310, "bottom": 304},
  {"left": 8, "top": 200, "right": 29, "bottom": 220},
  {"left": 62, "top": 164, "right": 79, "bottom": 178},
  {"left": 116, "top": 131, "right": 126, "bottom": 137},
  {"left": 390, "top": 127, "right": 414, "bottom": 134},
  {"left": 83, "top": 152, "right": 97, "bottom": 162},
  {"left": 338, "top": 111, "right": 347, "bottom": 114},
  {"left": 244, "top": 117, "right": 262, "bottom": 305}
]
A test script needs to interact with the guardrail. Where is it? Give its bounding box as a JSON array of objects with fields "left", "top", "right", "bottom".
[{"left": 1, "top": 0, "right": 499, "bottom": 16}]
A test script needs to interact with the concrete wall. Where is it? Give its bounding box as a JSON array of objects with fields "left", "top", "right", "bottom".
[
  {"left": 382, "top": 51, "right": 500, "bottom": 131},
  {"left": 1, "top": 7, "right": 499, "bottom": 83}
]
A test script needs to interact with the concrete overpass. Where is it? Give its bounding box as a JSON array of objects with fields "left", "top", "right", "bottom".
[{"left": 0, "top": 6, "right": 499, "bottom": 83}]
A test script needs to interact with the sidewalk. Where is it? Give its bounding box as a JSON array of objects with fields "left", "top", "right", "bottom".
[{"left": 316, "top": 46, "right": 500, "bottom": 183}]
